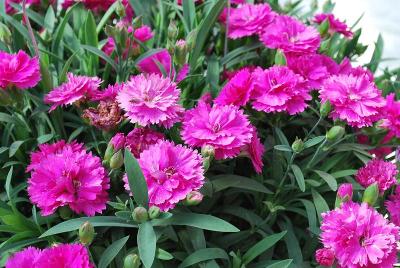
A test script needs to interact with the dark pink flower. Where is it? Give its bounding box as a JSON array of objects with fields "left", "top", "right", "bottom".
[
  {"left": 356, "top": 159, "right": 398, "bottom": 194},
  {"left": 337, "top": 183, "right": 353, "bottom": 200},
  {"left": 110, "top": 133, "right": 126, "bottom": 151},
  {"left": 35, "top": 244, "right": 94, "bottom": 268},
  {"left": 260, "top": 15, "right": 321, "bottom": 55},
  {"left": 251, "top": 66, "right": 311, "bottom": 115},
  {"left": 5, "top": 247, "right": 41, "bottom": 268},
  {"left": 91, "top": 83, "right": 123, "bottom": 102},
  {"left": 357, "top": 134, "right": 393, "bottom": 159},
  {"left": 181, "top": 101, "right": 253, "bottom": 160},
  {"left": 315, "top": 248, "right": 335, "bottom": 266},
  {"left": 133, "top": 25, "right": 154, "bottom": 42},
  {"left": 0, "top": 50, "right": 40, "bottom": 89},
  {"left": 45, "top": 73, "right": 102, "bottom": 111},
  {"left": 228, "top": 3, "right": 275, "bottom": 39},
  {"left": 386, "top": 186, "right": 400, "bottom": 226},
  {"left": 338, "top": 58, "right": 374, "bottom": 81},
  {"left": 314, "top": 13, "right": 353, "bottom": 38},
  {"left": 137, "top": 49, "right": 172, "bottom": 76},
  {"left": 215, "top": 68, "right": 253, "bottom": 106},
  {"left": 381, "top": 94, "right": 400, "bottom": 138},
  {"left": 125, "top": 127, "right": 164, "bottom": 158},
  {"left": 241, "top": 127, "right": 265, "bottom": 173}
]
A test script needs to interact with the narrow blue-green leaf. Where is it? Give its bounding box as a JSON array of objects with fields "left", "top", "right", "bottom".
[
  {"left": 368, "top": 34, "right": 384, "bottom": 73},
  {"left": 9, "top": 3, "right": 45, "bottom": 26},
  {"left": 304, "top": 136, "right": 325, "bottom": 148},
  {"left": 178, "top": 248, "right": 229, "bottom": 268},
  {"left": 37, "top": 134, "right": 54, "bottom": 144},
  {"left": 206, "top": 55, "right": 220, "bottom": 97},
  {"left": 182, "top": 0, "right": 196, "bottom": 31},
  {"left": 98, "top": 236, "right": 130, "bottom": 268},
  {"left": 138, "top": 221, "right": 157, "bottom": 268},
  {"left": 0, "top": 113, "right": 16, "bottom": 124},
  {"left": 311, "top": 189, "right": 330, "bottom": 222},
  {"left": 5, "top": 167, "right": 13, "bottom": 202},
  {"left": 134, "top": 48, "right": 165, "bottom": 67},
  {"left": 96, "top": 1, "right": 117, "bottom": 34},
  {"left": 291, "top": 164, "right": 305, "bottom": 192},
  {"left": 274, "top": 145, "right": 292, "bottom": 152},
  {"left": 156, "top": 248, "right": 174, "bottom": 260},
  {"left": 242, "top": 231, "right": 286, "bottom": 264},
  {"left": 9, "top": 140, "right": 24, "bottom": 157},
  {"left": 81, "top": 45, "right": 117, "bottom": 70},
  {"left": 299, "top": 199, "right": 318, "bottom": 234},
  {"left": 266, "top": 259, "right": 293, "bottom": 268},
  {"left": 52, "top": 4, "right": 78, "bottom": 53},
  {"left": 211, "top": 175, "right": 272, "bottom": 194},
  {"left": 314, "top": 170, "right": 337, "bottom": 191},
  {"left": 124, "top": 149, "right": 149, "bottom": 208},
  {"left": 60, "top": 50, "right": 79, "bottom": 82},
  {"left": 129, "top": 0, "right": 150, "bottom": 25},
  {"left": 44, "top": 6, "right": 56, "bottom": 33}
]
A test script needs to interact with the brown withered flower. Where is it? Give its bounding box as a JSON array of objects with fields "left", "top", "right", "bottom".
[{"left": 82, "top": 101, "right": 122, "bottom": 131}]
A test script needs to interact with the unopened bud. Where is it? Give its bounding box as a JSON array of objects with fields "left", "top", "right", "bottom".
[
  {"left": 0, "top": 22, "right": 11, "bottom": 44},
  {"left": 116, "top": 0, "right": 125, "bottom": 17},
  {"left": 201, "top": 145, "right": 215, "bottom": 158},
  {"left": 148, "top": 206, "right": 161, "bottom": 219},
  {"left": 174, "top": 39, "right": 187, "bottom": 66},
  {"left": 335, "top": 183, "right": 353, "bottom": 207},
  {"left": 104, "top": 143, "right": 114, "bottom": 163},
  {"left": 186, "top": 30, "right": 197, "bottom": 50},
  {"left": 123, "top": 254, "right": 141, "bottom": 268},
  {"left": 318, "top": 19, "right": 330, "bottom": 37},
  {"left": 274, "top": 50, "right": 286, "bottom": 66},
  {"left": 320, "top": 101, "right": 331, "bottom": 118},
  {"left": 184, "top": 191, "right": 203, "bottom": 206},
  {"left": 362, "top": 182, "right": 379, "bottom": 206},
  {"left": 110, "top": 150, "right": 124, "bottom": 169},
  {"left": 132, "top": 206, "right": 148, "bottom": 223},
  {"left": 79, "top": 221, "right": 95, "bottom": 245},
  {"left": 291, "top": 138, "right": 304, "bottom": 153},
  {"left": 168, "top": 21, "right": 178, "bottom": 40},
  {"left": 326, "top": 126, "right": 345, "bottom": 141}
]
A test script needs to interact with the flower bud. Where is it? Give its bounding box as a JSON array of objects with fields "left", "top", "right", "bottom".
[
  {"left": 168, "top": 21, "right": 178, "bottom": 40},
  {"left": 315, "top": 248, "right": 335, "bottom": 266},
  {"left": 202, "top": 156, "right": 211, "bottom": 172},
  {"left": 186, "top": 30, "right": 197, "bottom": 51},
  {"left": 184, "top": 191, "right": 203, "bottom": 206},
  {"left": 123, "top": 254, "right": 141, "bottom": 268},
  {"left": 362, "top": 182, "right": 379, "bottom": 206},
  {"left": 335, "top": 183, "right": 353, "bottom": 207},
  {"left": 201, "top": 145, "right": 215, "bottom": 158},
  {"left": 274, "top": 50, "right": 286, "bottom": 66},
  {"left": 58, "top": 206, "right": 72, "bottom": 220},
  {"left": 320, "top": 101, "right": 331, "bottom": 118},
  {"left": 148, "top": 206, "right": 161, "bottom": 219},
  {"left": 174, "top": 39, "right": 188, "bottom": 66},
  {"left": 326, "top": 126, "right": 345, "bottom": 141},
  {"left": 116, "top": 0, "right": 125, "bottom": 18},
  {"left": 291, "top": 137, "right": 304, "bottom": 153},
  {"left": 110, "top": 150, "right": 124, "bottom": 169},
  {"left": 104, "top": 143, "right": 114, "bottom": 163},
  {"left": 318, "top": 19, "right": 330, "bottom": 37},
  {"left": 79, "top": 221, "right": 95, "bottom": 245},
  {"left": 0, "top": 22, "right": 11, "bottom": 44},
  {"left": 132, "top": 206, "right": 149, "bottom": 223}
]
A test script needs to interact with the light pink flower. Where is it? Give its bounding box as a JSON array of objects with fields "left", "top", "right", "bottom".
[
  {"left": 251, "top": 66, "right": 311, "bottom": 115},
  {"left": 260, "top": 15, "right": 320, "bottom": 55},
  {"left": 320, "top": 202, "right": 399, "bottom": 268},
  {"left": 123, "top": 140, "right": 204, "bottom": 211},
  {"left": 381, "top": 94, "right": 400, "bottom": 138},
  {"left": 319, "top": 73, "right": 385, "bottom": 128},
  {"left": 215, "top": 68, "right": 254, "bottom": 106},
  {"left": 241, "top": 127, "right": 265, "bottom": 173},
  {"left": 117, "top": 73, "right": 183, "bottom": 128},
  {"left": 314, "top": 13, "right": 353, "bottom": 38},
  {"left": 0, "top": 50, "right": 40, "bottom": 89},
  {"left": 181, "top": 101, "right": 253, "bottom": 160},
  {"left": 5, "top": 247, "right": 41, "bottom": 268},
  {"left": 91, "top": 83, "right": 123, "bottom": 102},
  {"left": 36, "top": 244, "right": 93, "bottom": 268},
  {"left": 110, "top": 133, "right": 126, "bottom": 151},
  {"left": 27, "top": 140, "right": 109, "bottom": 216},
  {"left": 356, "top": 159, "right": 398, "bottom": 194},
  {"left": 45, "top": 73, "right": 102, "bottom": 111},
  {"left": 337, "top": 183, "right": 353, "bottom": 200},
  {"left": 315, "top": 248, "right": 335, "bottom": 267},
  {"left": 228, "top": 3, "right": 275, "bottom": 39},
  {"left": 125, "top": 127, "right": 164, "bottom": 158},
  {"left": 386, "top": 186, "right": 400, "bottom": 226}
]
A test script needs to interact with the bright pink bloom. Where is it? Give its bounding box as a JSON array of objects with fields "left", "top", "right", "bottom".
[
  {"left": 260, "top": 15, "right": 320, "bottom": 54},
  {"left": 386, "top": 186, "right": 400, "bottom": 226},
  {"left": 5, "top": 247, "right": 41, "bottom": 268},
  {"left": 381, "top": 94, "right": 400, "bottom": 138},
  {"left": 176, "top": 64, "right": 190, "bottom": 82},
  {"left": 228, "top": 3, "right": 274, "bottom": 39},
  {"left": 286, "top": 53, "right": 339, "bottom": 89},
  {"left": 27, "top": 140, "right": 109, "bottom": 216},
  {"left": 337, "top": 183, "right": 353, "bottom": 200},
  {"left": 219, "top": 0, "right": 250, "bottom": 24},
  {"left": 314, "top": 13, "right": 353, "bottom": 38},
  {"left": 338, "top": 58, "right": 374, "bottom": 81},
  {"left": 91, "top": 83, "right": 123, "bottom": 102},
  {"left": 45, "top": 73, "right": 102, "bottom": 111},
  {"left": 181, "top": 101, "right": 253, "bottom": 159},
  {"left": 0, "top": 50, "right": 40, "bottom": 89},
  {"left": 356, "top": 159, "right": 398, "bottom": 194},
  {"left": 199, "top": 92, "right": 213, "bottom": 105},
  {"left": 123, "top": 140, "right": 205, "bottom": 211},
  {"left": 320, "top": 73, "right": 385, "bottom": 128},
  {"left": 241, "top": 127, "right": 265, "bottom": 173},
  {"left": 63, "top": 0, "right": 113, "bottom": 11},
  {"left": 357, "top": 134, "right": 393, "bottom": 159},
  {"left": 222, "top": 66, "right": 257, "bottom": 81},
  {"left": 320, "top": 202, "right": 399, "bottom": 268},
  {"left": 133, "top": 25, "right": 154, "bottom": 42},
  {"left": 116, "top": 73, "right": 183, "bottom": 128},
  {"left": 315, "top": 248, "right": 335, "bottom": 266},
  {"left": 215, "top": 68, "right": 253, "bottom": 106},
  {"left": 137, "top": 49, "right": 172, "bottom": 76},
  {"left": 110, "top": 133, "right": 125, "bottom": 151},
  {"left": 251, "top": 66, "right": 311, "bottom": 115},
  {"left": 36, "top": 244, "right": 93, "bottom": 268},
  {"left": 125, "top": 127, "right": 164, "bottom": 158}
]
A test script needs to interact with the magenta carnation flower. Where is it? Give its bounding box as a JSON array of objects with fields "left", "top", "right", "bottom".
[
  {"left": 338, "top": 58, "right": 374, "bottom": 81},
  {"left": 27, "top": 140, "right": 109, "bottom": 216},
  {"left": 133, "top": 25, "right": 154, "bottom": 42},
  {"left": 181, "top": 101, "right": 253, "bottom": 159},
  {"left": 386, "top": 186, "right": 400, "bottom": 226},
  {"left": 0, "top": 50, "right": 40, "bottom": 89},
  {"left": 314, "top": 13, "right": 353, "bottom": 38},
  {"left": 315, "top": 248, "right": 335, "bottom": 267},
  {"left": 125, "top": 127, "right": 164, "bottom": 158},
  {"left": 117, "top": 73, "right": 183, "bottom": 128},
  {"left": 215, "top": 68, "right": 254, "bottom": 106},
  {"left": 337, "top": 183, "right": 353, "bottom": 200},
  {"left": 260, "top": 15, "right": 320, "bottom": 54},
  {"left": 36, "top": 244, "right": 93, "bottom": 268},
  {"left": 123, "top": 140, "right": 205, "bottom": 211},
  {"left": 356, "top": 159, "right": 398, "bottom": 194},
  {"left": 92, "top": 83, "right": 123, "bottom": 101},
  {"left": 228, "top": 3, "right": 275, "bottom": 39},
  {"left": 110, "top": 133, "right": 126, "bottom": 151},
  {"left": 251, "top": 66, "right": 311, "bottom": 115},
  {"left": 320, "top": 73, "right": 385, "bottom": 128},
  {"left": 241, "top": 127, "right": 265, "bottom": 173},
  {"left": 381, "top": 94, "right": 400, "bottom": 138},
  {"left": 320, "top": 202, "right": 399, "bottom": 268},
  {"left": 137, "top": 49, "right": 172, "bottom": 75},
  {"left": 5, "top": 247, "right": 41, "bottom": 268},
  {"left": 45, "top": 73, "right": 102, "bottom": 111}
]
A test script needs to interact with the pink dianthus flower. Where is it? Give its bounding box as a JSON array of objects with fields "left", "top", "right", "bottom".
[
  {"left": 314, "top": 13, "right": 353, "bottom": 38},
  {"left": 381, "top": 94, "right": 400, "bottom": 138},
  {"left": 110, "top": 133, "right": 125, "bottom": 151},
  {"left": 36, "top": 244, "right": 93, "bottom": 268},
  {"left": 241, "top": 127, "right": 265, "bottom": 173},
  {"left": 92, "top": 83, "right": 123, "bottom": 102},
  {"left": 386, "top": 186, "right": 400, "bottom": 226},
  {"left": 125, "top": 127, "right": 164, "bottom": 158},
  {"left": 315, "top": 248, "right": 335, "bottom": 267},
  {"left": 5, "top": 247, "right": 41, "bottom": 268}
]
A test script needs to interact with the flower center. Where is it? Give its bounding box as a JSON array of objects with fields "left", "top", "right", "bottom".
[
  {"left": 349, "top": 93, "right": 360, "bottom": 100},
  {"left": 164, "top": 166, "right": 176, "bottom": 178},
  {"left": 212, "top": 123, "right": 221, "bottom": 133}
]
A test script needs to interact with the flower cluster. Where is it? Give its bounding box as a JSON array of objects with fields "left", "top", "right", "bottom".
[{"left": 314, "top": 13, "right": 353, "bottom": 38}]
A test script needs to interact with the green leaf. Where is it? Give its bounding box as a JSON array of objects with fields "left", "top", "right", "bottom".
[
  {"left": 299, "top": 199, "right": 318, "bottom": 234},
  {"left": 5, "top": 167, "right": 13, "bottom": 202},
  {"left": 9, "top": 140, "right": 24, "bottom": 157},
  {"left": 291, "top": 164, "right": 305, "bottom": 192},
  {"left": 96, "top": 1, "right": 117, "bottom": 34},
  {"left": 98, "top": 236, "right": 130, "bottom": 268},
  {"left": 206, "top": 55, "right": 220, "bottom": 97},
  {"left": 138, "top": 221, "right": 157, "bottom": 268},
  {"left": 0, "top": 113, "right": 15, "bottom": 124},
  {"left": 182, "top": 0, "right": 196, "bottom": 31},
  {"left": 134, "top": 48, "right": 165, "bottom": 67},
  {"left": 211, "top": 175, "right": 272, "bottom": 194},
  {"left": 81, "top": 44, "right": 117, "bottom": 70},
  {"left": 156, "top": 248, "right": 174, "bottom": 260},
  {"left": 314, "top": 170, "right": 338, "bottom": 191},
  {"left": 266, "top": 259, "right": 293, "bottom": 268},
  {"left": 37, "top": 134, "right": 54, "bottom": 144},
  {"left": 52, "top": 4, "right": 78, "bottom": 54},
  {"left": 273, "top": 145, "right": 292, "bottom": 152},
  {"left": 60, "top": 50, "right": 79, "bottom": 82},
  {"left": 304, "top": 136, "right": 325, "bottom": 148},
  {"left": 312, "top": 189, "right": 330, "bottom": 222},
  {"left": 331, "top": 169, "right": 357, "bottom": 178},
  {"left": 152, "top": 212, "right": 239, "bottom": 232},
  {"left": 242, "top": 231, "right": 286, "bottom": 264},
  {"left": 40, "top": 217, "right": 136, "bottom": 238},
  {"left": 178, "top": 248, "right": 229, "bottom": 268},
  {"left": 44, "top": 6, "right": 56, "bottom": 33},
  {"left": 124, "top": 149, "right": 149, "bottom": 208},
  {"left": 368, "top": 34, "right": 384, "bottom": 73}
]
